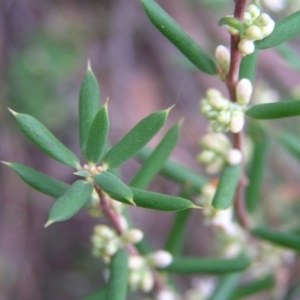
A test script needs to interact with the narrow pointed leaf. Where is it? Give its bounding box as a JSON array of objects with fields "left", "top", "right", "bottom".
[
  {"left": 9, "top": 110, "right": 80, "bottom": 168},
  {"left": 141, "top": 0, "right": 217, "bottom": 75},
  {"left": 130, "top": 188, "right": 198, "bottom": 211},
  {"left": 246, "top": 122, "right": 269, "bottom": 213},
  {"left": 251, "top": 226, "right": 300, "bottom": 252},
  {"left": 136, "top": 147, "right": 208, "bottom": 192},
  {"left": 84, "top": 103, "right": 109, "bottom": 163},
  {"left": 239, "top": 50, "right": 258, "bottom": 83},
  {"left": 78, "top": 288, "right": 107, "bottom": 300},
  {"left": 212, "top": 165, "right": 241, "bottom": 210},
  {"left": 3, "top": 162, "right": 69, "bottom": 198},
  {"left": 164, "top": 189, "right": 192, "bottom": 255},
  {"left": 219, "top": 17, "right": 244, "bottom": 33},
  {"left": 93, "top": 171, "right": 134, "bottom": 204},
  {"left": 161, "top": 254, "right": 250, "bottom": 274},
  {"left": 208, "top": 273, "right": 240, "bottom": 300},
  {"left": 246, "top": 100, "right": 300, "bottom": 120},
  {"left": 103, "top": 107, "right": 171, "bottom": 169},
  {"left": 129, "top": 121, "right": 181, "bottom": 189},
  {"left": 232, "top": 275, "right": 274, "bottom": 299},
  {"left": 107, "top": 248, "right": 129, "bottom": 300},
  {"left": 79, "top": 63, "right": 100, "bottom": 152},
  {"left": 46, "top": 180, "right": 93, "bottom": 225},
  {"left": 255, "top": 11, "right": 300, "bottom": 49},
  {"left": 74, "top": 170, "right": 91, "bottom": 177},
  {"left": 278, "top": 131, "right": 300, "bottom": 164}
]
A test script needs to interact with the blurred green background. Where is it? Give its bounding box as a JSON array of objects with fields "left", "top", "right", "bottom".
[{"left": 1, "top": 0, "right": 300, "bottom": 299}]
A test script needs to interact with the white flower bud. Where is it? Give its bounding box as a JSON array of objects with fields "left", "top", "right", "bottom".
[
  {"left": 255, "top": 13, "right": 272, "bottom": 26},
  {"left": 212, "top": 122, "right": 227, "bottom": 133},
  {"left": 129, "top": 270, "right": 141, "bottom": 289},
  {"left": 243, "top": 12, "right": 253, "bottom": 26},
  {"left": 225, "top": 25, "right": 239, "bottom": 35},
  {"left": 119, "top": 215, "right": 129, "bottom": 232},
  {"left": 94, "top": 225, "right": 115, "bottom": 239},
  {"left": 201, "top": 183, "right": 216, "bottom": 200},
  {"left": 157, "top": 290, "right": 178, "bottom": 300},
  {"left": 197, "top": 150, "right": 215, "bottom": 164},
  {"left": 129, "top": 255, "right": 145, "bottom": 270},
  {"left": 238, "top": 39, "right": 255, "bottom": 55},
  {"left": 215, "top": 45, "right": 230, "bottom": 69},
  {"left": 200, "top": 101, "right": 212, "bottom": 115},
  {"left": 236, "top": 78, "right": 253, "bottom": 105},
  {"left": 140, "top": 270, "right": 154, "bottom": 292},
  {"left": 247, "top": 4, "right": 260, "bottom": 20},
  {"left": 261, "top": 19, "right": 275, "bottom": 38},
  {"left": 230, "top": 110, "right": 244, "bottom": 133},
  {"left": 226, "top": 149, "right": 242, "bottom": 165},
  {"left": 104, "top": 240, "right": 119, "bottom": 255},
  {"left": 125, "top": 229, "right": 144, "bottom": 244},
  {"left": 217, "top": 111, "right": 231, "bottom": 124},
  {"left": 209, "top": 97, "right": 229, "bottom": 111},
  {"left": 205, "top": 157, "right": 224, "bottom": 174},
  {"left": 148, "top": 250, "right": 173, "bottom": 268},
  {"left": 245, "top": 25, "right": 262, "bottom": 40},
  {"left": 206, "top": 88, "right": 222, "bottom": 99}
]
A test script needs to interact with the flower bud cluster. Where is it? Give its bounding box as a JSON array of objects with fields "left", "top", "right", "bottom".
[
  {"left": 128, "top": 250, "right": 173, "bottom": 292},
  {"left": 238, "top": 5, "right": 275, "bottom": 55},
  {"left": 200, "top": 88, "right": 247, "bottom": 134},
  {"left": 91, "top": 225, "right": 143, "bottom": 263},
  {"left": 197, "top": 132, "right": 242, "bottom": 174}
]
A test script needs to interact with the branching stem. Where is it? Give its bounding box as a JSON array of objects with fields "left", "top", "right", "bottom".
[{"left": 225, "top": 0, "right": 250, "bottom": 228}]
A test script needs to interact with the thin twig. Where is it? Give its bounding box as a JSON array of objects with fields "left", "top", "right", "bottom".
[{"left": 225, "top": 0, "right": 250, "bottom": 228}]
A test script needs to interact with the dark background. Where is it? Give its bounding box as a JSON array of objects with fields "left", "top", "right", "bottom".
[{"left": 0, "top": 0, "right": 300, "bottom": 299}]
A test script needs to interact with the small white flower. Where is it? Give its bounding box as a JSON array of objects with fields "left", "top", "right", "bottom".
[
  {"left": 215, "top": 45, "right": 230, "bottom": 69},
  {"left": 140, "top": 270, "right": 154, "bottom": 292},
  {"left": 197, "top": 150, "right": 216, "bottom": 164},
  {"left": 125, "top": 229, "right": 144, "bottom": 244},
  {"left": 247, "top": 4, "right": 260, "bottom": 20},
  {"left": 129, "top": 255, "right": 145, "bottom": 270},
  {"left": 261, "top": 19, "right": 275, "bottom": 38},
  {"left": 245, "top": 25, "right": 262, "bottom": 41},
  {"left": 148, "top": 250, "right": 173, "bottom": 268},
  {"left": 243, "top": 12, "right": 253, "bottom": 26},
  {"left": 238, "top": 39, "right": 255, "bottom": 55},
  {"left": 226, "top": 149, "right": 243, "bottom": 165},
  {"left": 217, "top": 111, "right": 231, "bottom": 125},
  {"left": 230, "top": 110, "right": 245, "bottom": 133},
  {"left": 255, "top": 13, "right": 272, "bottom": 27},
  {"left": 236, "top": 78, "right": 253, "bottom": 105}
]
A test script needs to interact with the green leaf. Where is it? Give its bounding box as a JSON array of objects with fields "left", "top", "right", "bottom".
[
  {"left": 77, "top": 288, "right": 107, "bottom": 300},
  {"left": 141, "top": 0, "right": 217, "bottom": 75},
  {"left": 162, "top": 254, "right": 250, "bottom": 274},
  {"left": 251, "top": 226, "right": 300, "bottom": 252},
  {"left": 164, "top": 210, "right": 190, "bottom": 254},
  {"left": 245, "top": 100, "right": 300, "bottom": 120},
  {"left": 129, "top": 121, "right": 181, "bottom": 189},
  {"left": 9, "top": 109, "right": 80, "bottom": 168},
  {"left": 245, "top": 122, "right": 269, "bottom": 213},
  {"left": 130, "top": 187, "right": 198, "bottom": 211},
  {"left": 136, "top": 147, "right": 208, "bottom": 192},
  {"left": 79, "top": 62, "right": 100, "bottom": 152},
  {"left": 208, "top": 273, "right": 241, "bottom": 300},
  {"left": 239, "top": 50, "right": 258, "bottom": 83},
  {"left": 164, "top": 190, "right": 191, "bottom": 255},
  {"left": 278, "top": 131, "right": 300, "bottom": 164},
  {"left": 93, "top": 171, "right": 134, "bottom": 205},
  {"left": 106, "top": 248, "right": 129, "bottom": 300},
  {"left": 212, "top": 165, "right": 241, "bottom": 210},
  {"left": 276, "top": 43, "right": 300, "bottom": 71},
  {"left": 45, "top": 180, "right": 93, "bottom": 226},
  {"left": 84, "top": 103, "right": 109, "bottom": 164},
  {"left": 103, "top": 107, "right": 171, "bottom": 169},
  {"left": 219, "top": 16, "right": 244, "bottom": 33},
  {"left": 74, "top": 170, "right": 91, "bottom": 177},
  {"left": 2, "top": 161, "right": 69, "bottom": 198},
  {"left": 232, "top": 275, "right": 274, "bottom": 299},
  {"left": 255, "top": 11, "right": 300, "bottom": 49}
]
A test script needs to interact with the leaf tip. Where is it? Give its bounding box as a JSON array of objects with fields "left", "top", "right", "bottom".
[
  {"left": 44, "top": 219, "right": 55, "bottom": 228},
  {"left": 87, "top": 59, "right": 92, "bottom": 71},
  {"left": 1, "top": 161, "right": 11, "bottom": 166},
  {"left": 165, "top": 104, "right": 175, "bottom": 115},
  {"left": 178, "top": 117, "right": 185, "bottom": 127},
  {"left": 8, "top": 108, "right": 18, "bottom": 116},
  {"left": 191, "top": 204, "right": 202, "bottom": 209}
]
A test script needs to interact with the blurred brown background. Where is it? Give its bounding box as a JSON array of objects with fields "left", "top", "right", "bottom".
[{"left": 0, "top": 0, "right": 300, "bottom": 299}]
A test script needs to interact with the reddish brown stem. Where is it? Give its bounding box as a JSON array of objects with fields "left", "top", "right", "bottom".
[{"left": 225, "top": 0, "right": 250, "bottom": 228}]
